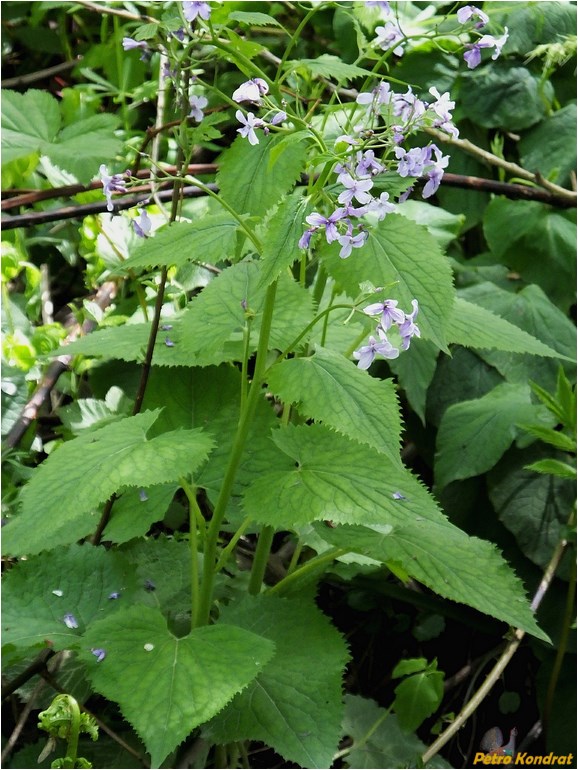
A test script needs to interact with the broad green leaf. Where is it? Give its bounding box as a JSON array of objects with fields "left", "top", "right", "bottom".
[
  {"left": 322, "top": 214, "right": 455, "bottom": 350},
  {"left": 243, "top": 424, "right": 447, "bottom": 529},
  {"left": 392, "top": 659, "right": 444, "bottom": 733},
  {"left": 118, "top": 217, "right": 240, "bottom": 272},
  {"left": 488, "top": 446, "right": 576, "bottom": 572},
  {"left": 228, "top": 10, "right": 283, "bottom": 27},
  {"left": 388, "top": 338, "right": 439, "bottom": 425},
  {"left": 205, "top": 596, "right": 349, "bottom": 769},
  {"left": 317, "top": 522, "right": 549, "bottom": 640},
  {"left": 1, "top": 89, "right": 60, "bottom": 163},
  {"left": 519, "top": 104, "right": 577, "bottom": 187},
  {"left": 46, "top": 113, "right": 122, "bottom": 184},
  {"left": 342, "top": 695, "right": 451, "bottom": 769},
  {"left": 446, "top": 298, "right": 567, "bottom": 359},
  {"left": 102, "top": 484, "right": 178, "bottom": 544},
  {"left": 289, "top": 54, "right": 374, "bottom": 82},
  {"left": 267, "top": 346, "right": 402, "bottom": 465},
  {"left": 257, "top": 192, "right": 312, "bottom": 289},
  {"left": 80, "top": 606, "right": 275, "bottom": 769},
  {"left": 516, "top": 424, "right": 576, "bottom": 453},
  {"left": 1, "top": 544, "right": 136, "bottom": 651},
  {"left": 525, "top": 459, "right": 576, "bottom": 480},
  {"left": 2, "top": 411, "right": 214, "bottom": 555},
  {"left": 397, "top": 200, "right": 464, "bottom": 249},
  {"left": 435, "top": 383, "right": 543, "bottom": 488},
  {"left": 218, "top": 133, "right": 308, "bottom": 218}
]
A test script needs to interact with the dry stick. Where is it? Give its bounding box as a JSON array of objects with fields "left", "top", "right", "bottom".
[
  {"left": 4, "top": 281, "right": 117, "bottom": 449},
  {"left": 1, "top": 58, "right": 81, "bottom": 88},
  {"left": 0, "top": 677, "right": 47, "bottom": 764},
  {"left": 421, "top": 531, "right": 571, "bottom": 765},
  {"left": 72, "top": 0, "right": 157, "bottom": 24},
  {"left": 1, "top": 648, "right": 55, "bottom": 701}
]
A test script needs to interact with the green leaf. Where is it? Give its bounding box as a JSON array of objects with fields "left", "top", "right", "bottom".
[
  {"left": 2, "top": 411, "right": 214, "bottom": 555},
  {"left": 119, "top": 217, "right": 241, "bottom": 272},
  {"left": 228, "top": 10, "right": 283, "bottom": 27},
  {"left": 397, "top": 200, "right": 464, "bottom": 249},
  {"left": 516, "top": 424, "right": 576, "bottom": 453},
  {"left": 434, "top": 383, "right": 542, "bottom": 488},
  {"left": 525, "top": 458, "right": 576, "bottom": 480},
  {"left": 392, "top": 659, "right": 444, "bottom": 733},
  {"left": 46, "top": 114, "right": 122, "bottom": 185},
  {"left": 205, "top": 596, "right": 349, "bottom": 769},
  {"left": 446, "top": 297, "right": 568, "bottom": 359},
  {"left": 388, "top": 339, "right": 439, "bottom": 425},
  {"left": 289, "top": 54, "right": 374, "bottom": 82},
  {"left": 267, "top": 346, "right": 402, "bottom": 465},
  {"left": 1, "top": 544, "right": 137, "bottom": 651},
  {"left": 519, "top": 104, "right": 577, "bottom": 187},
  {"left": 243, "top": 424, "right": 448, "bottom": 529},
  {"left": 102, "top": 484, "right": 178, "bottom": 544},
  {"left": 1, "top": 89, "right": 60, "bottom": 163},
  {"left": 322, "top": 214, "right": 455, "bottom": 350},
  {"left": 80, "top": 605, "right": 275, "bottom": 768},
  {"left": 218, "top": 133, "right": 308, "bottom": 218},
  {"left": 342, "top": 695, "right": 451, "bottom": 769},
  {"left": 317, "top": 522, "right": 549, "bottom": 640},
  {"left": 257, "top": 192, "right": 312, "bottom": 289}
]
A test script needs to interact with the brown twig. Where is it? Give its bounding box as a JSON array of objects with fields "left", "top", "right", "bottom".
[
  {"left": 1, "top": 58, "right": 82, "bottom": 89},
  {"left": 72, "top": 0, "right": 158, "bottom": 25},
  {"left": 1, "top": 648, "right": 55, "bottom": 701}
]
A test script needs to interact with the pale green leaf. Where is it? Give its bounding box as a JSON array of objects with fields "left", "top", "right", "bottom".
[
  {"left": 46, "top": 113, "right": 122, "bottom": 184},
  {"left": 243, "top": 424, "right": 446, "bottom": 529},
  {"left": 435, "top": 383, "right": 543, "bottom": 488},
  {"left": 446, "top": 298, "right": 569, "bottom": 359},
  {"left": 392, "top": 661, "right": 444, "bottom": 733},
  {"left": 290, "top": 54, "right": 374, "bottom": 82},
  {"left": 1, "top": 89, "right": 60, "bottom": 163},
  {"left": 102, "top": 484, "right": 178, "bottom": 544},
  {"left": 218, "top": 134, "right": 308, "bottom": 218},
  {"left": 525, "top": 458, "right": 576, "bottom": 479},
  {"left": 228, "top": 10, "right": 283, "bottom": 27},
  {"left": 257, "top": 192, "right": 312, "bottom": 289},
  {"left": 322, "top": 214, "right": 455, "bottom": 349},
  {"left": 516, "top": 424, "right": 576, "bottom": 453},
  {"left": 2, "top": 411, "right": 214, "bottom": 555},
  {"left": 205, "top": 596, "right": 349, "bottom": 769},
  {"left": 317, "top": 522, "right": 549, "bottom": 640},
  {"left": 80, "top": 606, "right": 275, "bottom": 768},
  {"left": 119, "top": 217, "right": 240, "bottom": 272},
  {"left": 388, "top": 338, "right": 439, "bottom": 425},
  {"left": 1, "top": 544, "right": 137, "bottom": 651},
  {"left": 267, "top": 346, "right": 402, "bottom": 465}
]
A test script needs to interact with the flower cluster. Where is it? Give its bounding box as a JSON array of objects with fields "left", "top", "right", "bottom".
[
  {"left": 353, "top": 298, "right": 420, "bottom": 369},
  {"left": 99, "top": 165, "right": 129, "bottom": 212},
  {"left": 457, "top": 5, "right": 509, "bottom": 69}
]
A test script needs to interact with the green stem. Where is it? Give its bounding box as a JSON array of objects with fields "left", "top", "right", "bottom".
[
  {"left": 267, "top": 547, "right": 346, "bottom": 595},
  {"left": 286, "top": 539, "right": 303, "bottom": 575},
  {"left": 64, "top": 695, "right": 81, "bottom": 764},
  {"left": 273, "top": 6, "right": 319, "bottom": 88},
  {"left": 215, "top": 516, "right": 252, "bottom": 572},
  {"left": 197, "top": 282, "right": 278, "bottom": 625},
  {"left": 113, "top": 16, "right": 130, "bottom": 132},
  {"left": 276, "top": 303, "right": 357, "bottom": 361},
  {"left": 181, "top": 477, "right": 206, "bottom": 544},
  {"left": 248, "top": 525, "right": 275, "bottom": 594},
  {"left": 240, "top": 316, "right": 253, "bottom": 412},
  {"left": 181, "top": 479, "right": 203, "bottom": 628}
]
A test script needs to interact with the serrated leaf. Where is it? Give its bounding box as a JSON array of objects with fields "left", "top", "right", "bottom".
[
  {"left": 435, "top": 383, "right": 545, "bottom": 488},
  {"left": 317, "top": 522, "right": 549, "bottom": 641},
  {"left": 228, "top": 10, "right": 283, "bottom": 27},
  {"left": 525, "top": 459, "right": 576, "bottom": 479},
  {"left": 1, "top": 544, "right": 137, "bottom": 651},
  {"left": 322, "top": 214, "right": 455, "bottom": 350},
  {"left": 80, "top": 605, "right": 275, "bottom": 768},
  {"left": 243, "top": 424, "right": 445, "bottom": 529},
  {"left": 2, "top": 411, "right": 214, "bottom": 555},
  {"left": 447, "top": 298, "right": 570, "bottom": 359},
  {"left": 392, "top": 660, "right": 444, "bottom": 733},
  {"left": 120, "top": 537, "right": 193, "bottom": 611},
  {"left": 102, "top": 484, "right": 178, "bottom": 544},
  {"left": 290, "top": 54, "right": 374, "bottom": 82},
  {"left": 218, "top": 133, "right": 308, "bottom": 218},
  {"left": 257, "top": 192, "right": 312, "bottom": 289},
  {"left": 46, "top": 113, "right": 122, "bottom": 184},
  {"left": 388, "top": 338, "right": 439, "bottom": 425},
  {"left": 205, "top": 596, "right": 349, "bottom": 769},
  {"left": 267, "top": 346, "right": 402, "bottom": 465},
  {"left": 1, "top": 89, "right": 60, "bottom": 163},
  {"left": 516, "top": 424, "right": 576, "bottom": 453},
  {"left": 119, "top": 217, "right": 240, "bottom": 272}
]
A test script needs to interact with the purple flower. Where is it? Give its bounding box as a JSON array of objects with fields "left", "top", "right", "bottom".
[
  {"left": 422, "top": 145, "right": 449, "bottom": 198},
  {"left": 108, "top": 592, "right": 121, "bottom": 600},
  {"left": 91, "top": 648, "right": 106, "bottom": 662},
  {"left": 236, "top": 110, "right": 265, "bottom": 145},
  {"left": 392, "top": 491, "right": 407, "bottom": 500},
  {"left": 366, "top": 0, "right": 391, "bottom": 13},
  {"left": 133, "top": 208, "right": 152, "bottom": 238},
  {"left": 356, "top": 82, "right": 391, "bottom": 110},
  {"left": 338, "top": 174, "right": 374, "bottom": 205},
  {"left": 189, "top": 94, "right": 208, "bottom": 122},
  {"left": 306, "top": 208, "right": 347, "bottom": 243},
  {"left": 160, "top": 324, "right": 173, "bottom": 332},
  {"left": 99, "top": 165, "right": 128, "bottom": 212},
  {"left": 395, "top": 146, "right": 429, "bottom": 178},
  {"left": 367, "top": 192, "right": 395, "bottom": 221},
  {"left": 353, "top": 329, "right": 399, "bottom": 369},
  {"left": 298, "top": 228, "right": 315, "bottom": 249},
  {"left": 269, "top": 111, "right": 287, "bottom": 125},
  {"left": 355, "top": 150, "right": 384, "bottom": 178},
  {"left": 428, "top": 87, "right": 455, "bottom": 124},
  {"left": 392, "top": 87, "right": 426, "bottom": 125},
  {"left": 63, "top": 613, "right": 78, "bottom": 629},
  {"left": 375, "top": 21, "right": 405, "bottom": 56},
  {"left": 463, "top": 28, "right": 508, "bottom": 69},
  {"left": 457, "top": 5, "right": 489, "bottom": 27},
  {"left": 398, "top": 299, "right": 421, "bottom": 350},
  {"left": 122, "top": 37, "right": 148, "bottom": 52},
  {"left": 164, "top": 337, "right": 175, "bottom": 347},
  {"left": 337, "top": 229, "right": 367, "bottom": 259},
  {"left": 139, "top": 488, "right": 149, "bottom": 501},
  {"left": 173, "top": 27, "right": 186, "bottom": 41},
  {"left": 183, "top": 1, "right": 211, "bottom": 22},
  {"left": 232, "top": 78, "right": 269, "bottom": 104},
  {"left": 363, "top": 298, "right": 405, "bottom": 330}
]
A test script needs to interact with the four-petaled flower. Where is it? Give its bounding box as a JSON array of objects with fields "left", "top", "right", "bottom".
[
  {"left": 457, "top": 5, "right": 489, "bottom": 28},
  {"left": 305, "top": 208, "right": 347, "bottom": 243},
  {"left": 99, "top": 165, "right": 128, "bottom": 212},
  {"left": 232, "top": 78, "right": 269, "bottom": 104},
  {"left": 133, "top": 208, "right": 152, "bottom": 238},
  {"left": 398, "top": 299, "right": 421, "bottom": 350},
  {"left": 464, "top": 28, "right": 509, "bottom": 69},
  {"left": 363, "top": 298, "right": 405, "bottom": 329},
  {"left": 375, "top": 20, "right": 405, "bottom": 56},
  {"left": 189, "top": 94, "right": 208, "bottom": 122},
  {"left": 337, "top": 229, "right": 367, "bottom": 259},
  {"left": 183, "top": 1, "right": 211, "bottom": 22},
  {"left": 337, "top": 174, "right": 374, "bottom": 205},
  {"left": 235, "top": 110, "right": 265, "bottom": 145},
  {"left": 353, "top": 329, "right": 399, "bottom": 369},
  {"left": 122, "top": 37, "right": 148, "bottom": 51}
]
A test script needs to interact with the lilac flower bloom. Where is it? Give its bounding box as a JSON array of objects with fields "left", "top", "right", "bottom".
[
  {"left": 356, "top": 150, "right": 384, "bottom": 178},
  {"left": 422, "top": 145, "right": 449, "bottom": 198},
  {"left": 63, "top": 613, "right": 78, "bottom": 629},
  {"left": 337, "top": 229, "right": 367, "bottom": 259},
  {"left": 91, "top": 648, "right": 106, "bottom": 662},
  {"left": 99, "top": 165, "right": 128, "bottom": 212},
  {"left": 363, "top": 298, "right": 405, "bottom": 330},
  {"left": 353, "top": 329, "right": 399, "bottom": 369},
  {"left": 375, "top": 21, "right": 405, "bottom": 56},
  {"left": 306, "top": 208, "right": 347, "bottom": 243},
  {"left": 398, "top": 299, "right": 421, "bottom": 349},
  {"left": 394, "top": 146, "right": 429, "bottom": 178},
  {"left": 108, "top": 592, "right": 121, "bottom": 600},
  {"left": 367, "top": 192, "right": 395, "bottom": 221},
  {"left": 338, "top": 174, "right": 374, "bottom": 205},
  {"left": 232, "top": 78, "right": 269, "bottom": 104},
  {"left": 189, "top": 94, "right": 208, "bottom": 122},
  {"left": 122, "top": 37, "right": 148, "bottom": 52},
  {"left": 392, "top": 491, "right": 407, "bottom": 500},
  {"left": 366, "top": 0, "right": 391, "bottom": 12},
  {"left": 398, "top": 184, "right": 415, "bottom": 203},
  {"left": 235, "top": 110, "right": 265, "bottom": 145},
  {"left": 356, "top": 81, "right": 391, "bottom": 110},
  {"left": 160, "top": 324, "right": 173, "bottom": 332},
  {"left": 457, "top": 5, "right": 489, "bottom": 27},
  {"left": 164, "top": 337, "right": 175, "bottom": 347},
  {"left": 428, "top": 87, "right": 455, "bottom": 124},
  {"left": 173, "top": 27, "right": 186, "bottom": 41},
  {"left": 133, "top": 208, "right": 152, "bottom": 238},
  {"left": 183, "top": 1, "right": 211, "bottom": 22},
  {"left": 463, "top": 29, "right": 508, "bottom": 69},
  {"left": 392, "top": 87, "right": 426, "bottom": 124},
  {"left": 490, "top": 28, "right": 509, "bottom": 59},
  {"left": 298, "top": 228, "right": 315, "bottom": 249},
  {"left": 269, "top": 111, "right": 287, "bottom": 125},
  {"left": 139, "top": 488, "right": 149, "bottom": 501}
]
